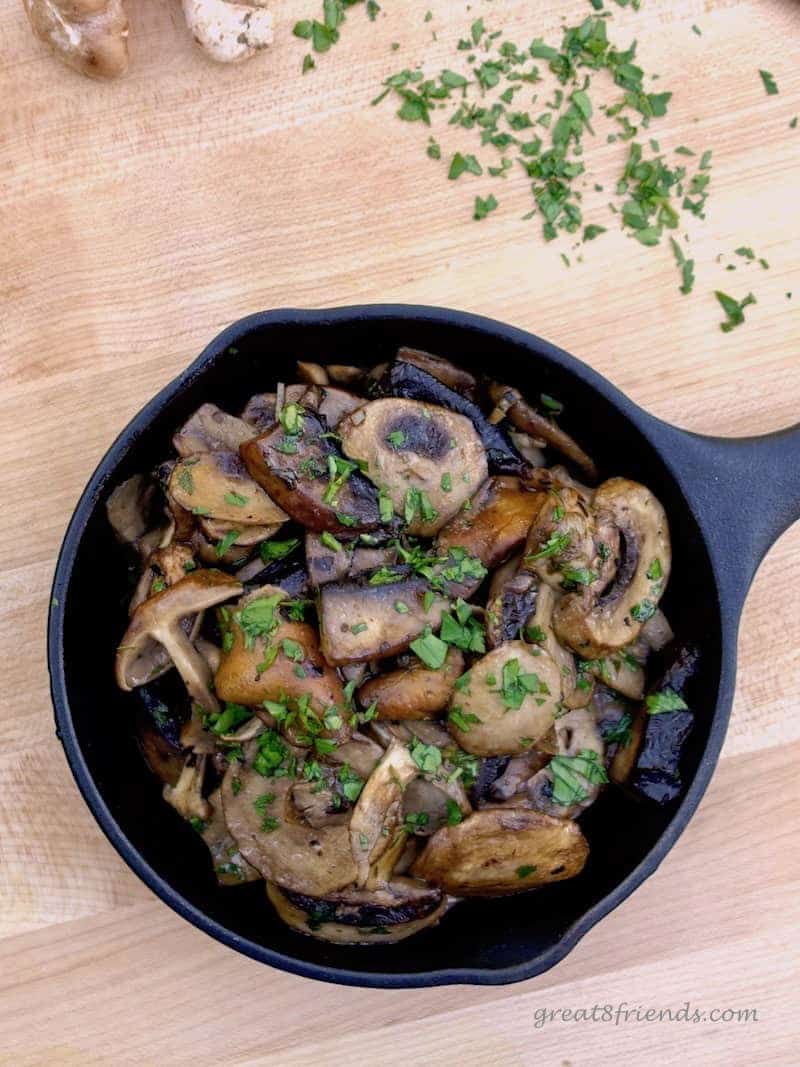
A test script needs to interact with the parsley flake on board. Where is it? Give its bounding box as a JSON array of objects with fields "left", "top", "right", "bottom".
[{"left": 715, "top": 290, "right": 757, "bottom": 333}]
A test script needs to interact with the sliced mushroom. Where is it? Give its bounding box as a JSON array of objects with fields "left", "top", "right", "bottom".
[
  {"left": 199, "top": 518, "right": 283, "bottom": 547},
  {"left": 116, "top": 570, "right": 242, "bottom": 719},
  {"left": 106, "top": 474, "right": 157, "bottom": 546},
  {"left": 485, "top": 567, "right": 539, "bottom": 648},
  {"left": 220, "top": 749, "right": 357, "bottom": 896},
  {"left": 367, "top": 720, "right": 454, "bottom": 751},
  {"left": 527, "top": 581, "right": 589, "bottom": 710},
  {"left": 489, "top": 751, "right": 550, "bottom": 802},
  {"left": 488, "top": 382, "right": 598, "bottom": 481},
  {"left": 214, "top": 586, "right": 349, "bottom": 746},
  {"left": 403, "top": 775, "right": 471, "bottom": 836},
  {"left": 266, "top": 879, "right": 450, "bottom": 943},
  {"left": 584, "top": 649, "right": 646, "bottom": 701},
  {"left": 436, "top": 476, "right": 543, "bottom": 569},
  {"left": 525, "top": 707, "right": 605, "bottom": 818},
  {"left": 326, "top": 364, "right": 364, "bottom": 387},
  {"left": 372, "top": 356, "right": 526, "bottom": 475},
  {"left": 169, "top": 451, "right": 288, "bottom": 525},
  {"left": 448, "top": 641, "right": 563, "bottom": 757},
  {"left": 338, "top": 398, "right": 487, "bottom": 536},
  {"left": 163, "top": 755, "right": 211, "bottom": 822},
  {"left": 523, "top": 485, "right": 618, "bottom": 593},
  {"left": 641, "top": 609, "right": 674, "bottom": 652},
  {"left": 304, "top": 531, "right": 353, "bottom": 588},
  {"left": 241, "top": 407, "right": 383, "bottom": 535},
  {"left": 325, "top": 732, "right": 384, "bottom": 780},
  {"left": 349, "top": 740, "right": 418, "bottom": 888},
  {"left": 296, "top": 361, "right": 329, "bottom": 386},
  {"left": 411, "top": 808, "right": 589, "bottom": 895},
  {"left": 317, "top": 569, "right": 448, "bottom": 666},
  {"left": 357, "top": 647, "right": 464, "bottom": 720},
  {"left": 200, "top": 787, "right": 261, "bottom": 886},
  {"left": 554, "top": 478, "right": 671, "bottom": 657},
  {"left": 172, "top": 404, "right": 256, "bottom": 457}
]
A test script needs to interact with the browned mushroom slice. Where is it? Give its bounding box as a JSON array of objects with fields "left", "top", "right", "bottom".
[
  {"left": 191, "top": 528, "right": 251, "bottom": 568},
  {"left": 357, "top": 647, "right": 464, "bottom": 720},
  {"left": 266, "top": 879, "right": 451, "bottom": 944},
  {"left": 241, "top": 406, "right": 383, "bottom": 535},
  {"left": 485, "top": 567, "right": 539, "bottom": 648},
  {"left": 448, "top": 641, "right": 562, "bottom": 757},
  {"left": 402, "top": 774, "right": 471, "bottom": 836},
  {"left": 106, "top": 474, "right": 158, "bottom": 547},
  {"left": 317, "top": 569, "right": 448, "bottom": 666},
  {"left": 169, "top": 451, "right": 288, "bottom": 526},
  {"left": 396, "top": 347, "right": 478, "bottom": 398},
  {"left": 411, "top": 808, "right": 589, "bottom": 895},
  {"left": 526, "top": 581, "right": 589, "bottom": 711},
  {"left": 349, "top": 740, "right": 419, "bottom": 887},
  {"left": 220, "top": 749, "right": 357, "bottom": 896},
  {"left": 304, "top": 531, "right": 353, "bottom": 588},
  {"left": 162, "top": 754, "right": 211, "bottom": 822},
  {"left": 338, "top": 398, "right": 487, "bottom": 536},
  {"left": 583, "top": 649, "right": 646, "bottom": 701},
  {"left": 372, "top": 357, "right": 526, "bottom": 475},
  {"left": 326, "top": 732, "right": 384, "bottom": 780},
  {"left": 488, "top": 382, "right": 598, "bottom": 481},
  {"left": 116, "top": 570, "right": 243, "bottom": 720},
  {"left": 296, "top": 361, "right": 329, "bottom": 386},
  {"left": 524, "top": 708, "right": 606, "bottom": 818},
  {"left": 199, "top": 518, "right": 283, "bottom": 547},
  {"left": 522, "top": 485, "right": 618, "bottom": 593},
  {"left": 173, "top": 404, "right": 256, "bottom": 457},
  {"left": 200, "top": 787, "right": 261, "bottom": 886},
  {"left": 436, "top": 476, "right": 543, "bottom": 569},
  {"left": 326, "top": 364, "right": 364, "bottom": 387},
  {"left": 214, "top": 586, "right": 349, "bottom": 747},
  {"left": 554, "top": 478, "right": 671, "bottom": 658},
  {"left": 240, "top": 386, "right": 306, "bottom": 433}
]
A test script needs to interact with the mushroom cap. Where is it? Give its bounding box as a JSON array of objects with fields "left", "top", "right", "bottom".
[
  {"left": 169, "top": 451, "right": 287, "bottom": 526},
  {"left": 349, "top": 740, "right": 419, "bottom": 887},
  {"left": 338, "top": 398, "right": 488, "bottom": 536},
  {"left": 448, "top": 641, "right": 563, "bottom": 757},
  {"left": 357, "top": 647, "right": 464, "bottom": 721},
  {"left": 554, "top": 478, "right": 671, "bottom": 657},
  {"left": 436, "top": 476, "right": 543, "bottom": 570},
  {"left": 266, "top": 879, "right": 451, "bottom": 944},
  {"left": 411, "top": 808, "right": 589, "bottom": 895},
  {"left": 221, "top": 747, "right": 357, "bottom": 897}
]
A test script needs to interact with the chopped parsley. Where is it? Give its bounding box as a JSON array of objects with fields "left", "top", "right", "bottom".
[
  {"left": 260, "top": 537, "right": 300, "bottom": 563},
  {"left": 224, "top": 491, "right": 248, "bottom": 507},
  {"left": 758, "top": 69, "right": 778, "bottom": 96},
  {"left": 646, "top": 688, "right": 689, "bottom": 714},
  {"left": 410, "top": 626, "right": 449, "bottom": 669},
  {"left": 549, "top": 749, "right": 608, "bottom": 806},
  {"left": 409, "top": 737, "right": 443, "bottom": 774},
  {"left": 214, "top": 529, "right": 241, "bottom": 557},
  {"left": 715, "top": 290, "right": 757, "bottom": 333},
  {"left": 497, "top": 657, "right": 549, "bottom": 710},
  {"left": 320, "top": 530, "right": 343, "bottom": 552},
  {"left": 526, "top": 532, "right": 571, "bottom": 562},
  {"left": 516, "top": 864, "right": 537, "bottom": 879}
]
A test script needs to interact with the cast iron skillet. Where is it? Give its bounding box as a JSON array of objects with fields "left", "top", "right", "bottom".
[{"left": 48, "top": 306, "right": 800, "bottom": 988}]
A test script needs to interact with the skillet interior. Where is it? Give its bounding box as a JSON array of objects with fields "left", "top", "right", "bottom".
[{"left": 52, "top": 310, "right": 723, "bottom": 984}]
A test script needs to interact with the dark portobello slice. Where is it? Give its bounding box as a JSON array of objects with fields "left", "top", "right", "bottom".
[
  {"left": 370, "top": 356, "right": 527, "bottom": 476},
  {"left": 240, "top": 407, "right": 383, "bottom": 535}
]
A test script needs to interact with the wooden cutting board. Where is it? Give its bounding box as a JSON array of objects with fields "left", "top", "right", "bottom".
[{"left": 0, "top": 0, "right": 798, "bottom": 1063}]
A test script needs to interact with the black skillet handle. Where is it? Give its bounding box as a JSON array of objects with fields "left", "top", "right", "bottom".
[{"left": 647, "top": 420, "right": 800, "bottom": 609}]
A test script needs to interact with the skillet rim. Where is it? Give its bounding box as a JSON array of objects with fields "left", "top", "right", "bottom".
[{"left": 47, "top": 304, "right": 737, "bottom": 988}]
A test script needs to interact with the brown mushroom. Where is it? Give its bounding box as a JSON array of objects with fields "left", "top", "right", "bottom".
[
  {"left": 116, "top": 570, "right": 242, "bottom": 716},
  {"left": 317, "top": 568, "right": 449, "bottom": 666},
  {"left": 214, "top": 586, "right": 349, "bottom": 747},
  {"left": 488, "top": 382, "right": 598, "bottom": 481},
  {"left": 338, "top": 398, "right": 487, "bottom": 536},
  {"left": 198, "top": 518, "right": 283, "bottom": 548},
  {"left": 411, "top": 808, "right": 589, "bottom": 895},
  {"left": 106, "top": 474, "right": 158, "bottom": 547},
  {"left": 448, "top": 641, "right": 563, "bottom": 757},
  {"left": 241, "top": 405, "right": 383, "bottom": 535},
  {"left": 349, "top": 740, "right": 418, "bottom": 888},
  {"left": 524, "top": 707, "right": 606, "bottom": 818},
  {"left": 436, "top": 476, "right": 543, "bottom": 569},
  {"left": 220, "top": 747, "right": 357, "bottom": 896},
  {"left": 554, "top": 478, "right": 671, "bottom": 657},
  {"left": 162, "top": 754, "right": 211, "bottom": 822},
  {"left": 522, "top": 485, "right": 618, "bottom": 593},
  {"left": 168, "top": 451, "right": 287, "bottom": 526},
  {"left": 200, "top": 787, "right": 261, "bottom": 886},
  {"left": 266, "top": 879, "right": 451, "bottom": 944},
  {"left": 357, "top": 647, "right": 465, "bottom": 720},
  {"left": 172, "top": 403, "right": 256, "bottom": 457},
  {"left": 395, "top": 347, "right": 478, "bottom": 398}
]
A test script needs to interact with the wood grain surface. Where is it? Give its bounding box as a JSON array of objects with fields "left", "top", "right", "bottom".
[{"left": 1, "top": 0, "right": 798, "bottom": 1063}]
